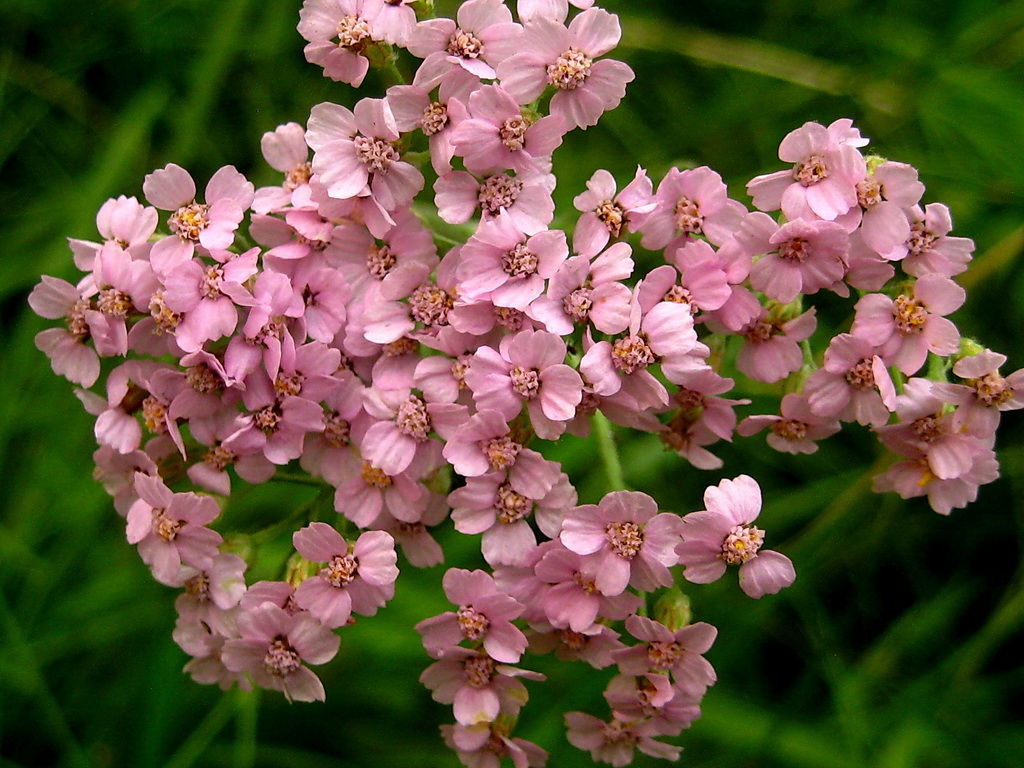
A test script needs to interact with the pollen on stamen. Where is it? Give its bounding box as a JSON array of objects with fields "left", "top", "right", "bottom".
[
  {"left": 153, "top": 510, "right": 183, "bottom": 542},
  {"left": 499, "top": 115, "right": 529, "bottom": 152},
  {"left": 646, "top": 640, "right": 683, "bottom": 671},
  {"left": 970, "top": 373, "right": 1012, "bottom": 407},
  {"left": 367, "top": 243, "right": 397, "bottom": 279},
  {"left": 284, "top": 162, "right": 312, "bottom": 191},
  {"left": 779, "top": 237, "right": 809, "bottom": 263},
  {"left": 274, "top": 373, "right": 304, "bottom": 398},
  {"left": 463, "top": 655, "right": 496, "bottom": 688},
  {"left": 353, "top": 135, "right": 397, "bottom": 173},
  {"left": 410, "top": 284, "right": 454, "bottom": 328},
  {"left": 187, "top": 364, "right": 224, "bottom": 394},
  {"left": 446, "top": 29, "right": 484, "bottom": 59},
  {"left": 478, "top": 174, "right": 523, "bottom": 215},
  {"left": 793, "top": 154, "right": 828, "bottom": 186},
  {"left": 482, "top": 436, "right": 521, "bottom": 471},
  {"left": 605, "top": 521, "right": 643, "bottom": 560},
  {"left": 67, "top": 299, "right": 92, "bottom": 341},
  {"left": 168, "top": 202, "right": 210, "bottom": 241},
  {"left": 396, "top": 395, "right": 432, "bottom": 441},
  {"left": 199, "top": 266, "right": 224, "bottom": 300},
  {"left": 321, "top": 553, "right": 358, "bottom": 587},
  {"left": 254, "top": 405, "right": 282, "bottom": 434},
  {"left": 501, "top": 243, "right": 539, "bottom": 278},
  {"left": 674, "top": 196, "right": 703, "bottom": 235},
  {"left": 771, "top": 418, "right": 808, "bottom": 441},
  {"left": 97, "top": 288, "right": 134, "bottom": 318},
  {"left": 720, "top": 524, "right": 764, "bottom": 564},
  {"left": 509, "top": 366, "right": 540, "bottom": 399},
  {"left": 204, "top": 444, "right": 236, "bottom": 471},
  {"left": 323, "top": 412, "right": 351, "bottom": 448},
  {"left": 546, "top": 47, "right": 592, "bottom": 90},
  {"left": 611, "top": 335, "right": 656, "bottom": 375},
  {"left": 264, "top": 636, "right": 302, "bottom": 677},
  {"left": 494, "top": 482, "right": 532, "bottom": 524},
  {"left": 563, "top": 287, "right": 593, "bottom": 323},
  {"left": 361, "top": 461, "right": 393, "bottom": 488},
  {"left": 844, "top": 358, "right": 876, "bottom": 389},
  {"left": 857, "top": 178, "right": 883, "bottom": 208},
  {"left": 893, "top": 294, "right": 927, "bottom": 335},
  {"left": 336, "top": 15, "right": 371, "bottom": 50},
  {"left": 420, "top": 102, "right": 449, "bottom": 136},
  {"left": 907, "top": 221, "right": 938, "bottom": 257},
  {"left": 149, "top": 291, "right": 181, "bottom": 333},
  {"left": 494, "top": 306, "right": 525, "bottom": 331},
  {"left": 456, "top": 605, "right": 490, "bottom": 640},
  {"left": 596, "top": 199, "right": 626, "bottom": 236},
  {"left": 142, "top": 396, "right": 169, "bottom": 434}
]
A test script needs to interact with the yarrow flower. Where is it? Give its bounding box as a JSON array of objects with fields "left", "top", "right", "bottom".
[
  {"left": 677, "top": 475, "right": 795, "bottom": 598},
  {"left": 28, "top": 2, "right": 1014, "bottom": 764}
]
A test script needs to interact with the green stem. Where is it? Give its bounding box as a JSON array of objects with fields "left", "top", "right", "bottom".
[
  {"left": 233, "top": 688, "right": 260, "bottom": 768},
  {"left": 592, "top": 411, "right": 627, "bottom": 492},
  {"left": 163, "top": 694, "right": 235, "bottom": 768},
  {"left": 270, "top": 472, "right": 330, "bottom": 488}
]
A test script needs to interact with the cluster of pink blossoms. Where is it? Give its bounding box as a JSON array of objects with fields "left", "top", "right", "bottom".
[{"left": 31, "top": 0, "right": 1019, "bottom": 765}]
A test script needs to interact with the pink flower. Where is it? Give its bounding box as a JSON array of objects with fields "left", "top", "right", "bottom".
[
  {"left": 29, "top": 275, "right": 104, "bottom": 386},
  {"left": 533, "top": 542, "right": 641, "bottom": 632},
  {"left": 293, "top": 523, "right": 399, "bottom": 627},
  {"left": 450, "top": 85, "right": 568, "bottom": 175},
  {"left": 565, "top": 713, "right": 681, "bottom": 766},
  {"left": 676, "top": 474, "right": 796, "bottom": 598},
  {"left": 560, "top": 490, "right": 680, "bottom": 595},
  {"left": 162, "top": 248, "right": 259, "bottom": 352},
  {"left": 441, "top": 722, "right": 548, "bottom": 768},
  {"left": 735, "top": 307, "right": 817, "bottom": 383},
  {"left": 614, "top": 615, "right": 717, "bottom": 695},
  {"left": 851, "top": 274, "right": 964, "bottom": 375},
  {"left": 875, "top": 378, "right": 983, "bottom": 480},
  {"left": 737, "top": 393, "right": 841, "bottom": 454},
  {"left": 408, "top": 0, "right": 521, "bottom": 88},
  {"left": 143, "top": 163, "right": 254, "bottom": 276},
  {"left": 636, "top": 166, "right": 746, "bottom": 250},
  {"left": 443, "top": 409, "right": 562, "bottom": 498},
  {"left": 449, "top": 471, "right": 575, "bottom": 567},
  {"left": 416, "top": 568, "right": 528, "bottom": 663},
  {"left": 580, "top": 294, "right": 701, "bottom": 410},
  {"left": 872, "top": 443, "right": 999, "bottom": 515},
  {"left": 841, "top": 160, "right": 924, "bottom": 257},
  {"left": 498, "top": 8, "right": 634, "bottom": 129},
  {"left": 933, "top": 349, "right": 1024, "bottom": 433},
  {"left": 741, "top": 214, "right": 849, "bottom": 303},
  {"left": 465, "top": 328, "right": 583, "bottom": 439},
  {"left": 67, "top": 194, "right": 157, "bottom": 272},
  {"left": 803, "top": 333, "right": 896, "bottom": 427},
  {"left": 572, "top": 166, "right": 655, "bottom": 256},
  {"left": 457, "top": 213, "right": 569, "bottom": 310},
  {"left": 222, "top": 603, "right": 340, "bottom": 702},
  {"left": 747, "top": 119, "right": 867, "bottom": 222},
  {"left": 125, "top": 473, "right": 223, "bottom": 585},
  {"left": 636, "top": 240, "right": 732, "bottom": 319},
  {"left": 387, "top": 69, "right": 479, "bottom": 174},
  {"left": 306, "top": 97, "right": 424, "bottom": 211},
  {"left": 435, "top": 169, "right": 556, "bottom": 235},
  {"left": 298, "top": 0, "right": 383, "bottom": 87},
  {"left": 420, "top": 648, "right": 544, "bottom": 726},
  {"left": 900, "top": 203, "right": 975, "bottom": 278},
  {"left": 253, "top": 122, "right": 314, "bottom": 213},
  {"left": 528, "top": 244, "right": 634, "bottom": 336}
]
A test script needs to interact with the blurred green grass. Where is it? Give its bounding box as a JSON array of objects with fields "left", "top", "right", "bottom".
[{"left": 2, "top": 0, "right": 1023, "bottom": 766}]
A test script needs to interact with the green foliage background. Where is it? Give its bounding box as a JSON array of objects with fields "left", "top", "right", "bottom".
[{"left": 2, "top": 0, "right": 1023, "bottom": 766}]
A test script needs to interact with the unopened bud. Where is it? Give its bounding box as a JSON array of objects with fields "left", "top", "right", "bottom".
[{"left": 653, "top": 587, "right": 692, "bottom": 632}]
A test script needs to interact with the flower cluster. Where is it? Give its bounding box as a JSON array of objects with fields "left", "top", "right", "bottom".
[{"left": 30, "top": 0, "right": 1017, "bottom": 765}]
